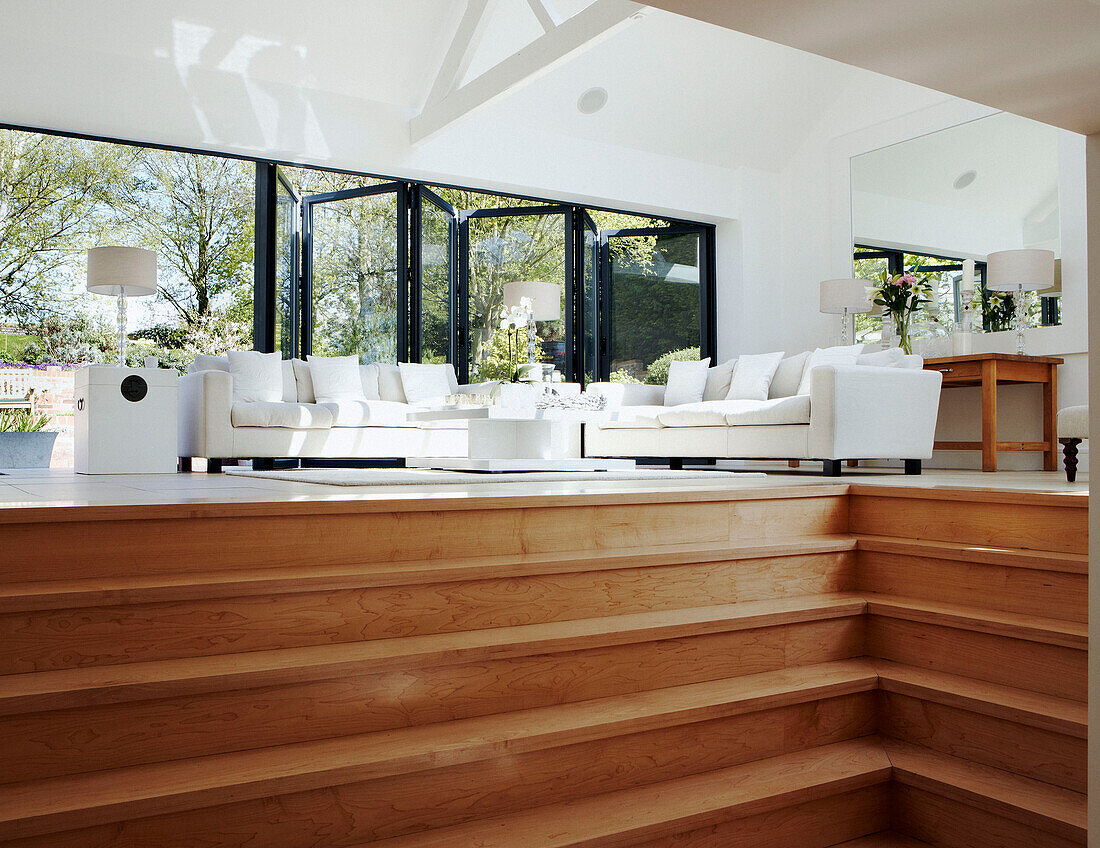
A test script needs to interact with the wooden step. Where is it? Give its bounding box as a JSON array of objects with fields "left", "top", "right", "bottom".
[
  {"left": 877, "top": 662, "right": 1086, "bottom": 793},
  {"left": 847, "top": 487, "right": 1088, "bottom": 555},
  {"left": 864, "top": 595, "right": 1087, "bottom": 649},
  {"left": 0, "top": 489, "right": 852, "bottom": 582},
  {"left": 0, "top": 606, "right": 865, "bottom": 785},
  {"left": 0, "top": 536, "right": 858, "bottom": 611},
  {"left": 0, "top": 594, "right": 866, "bottom": 716},
  {"left": 0, "top": 663, "right": 879, "bottom": 840},
  {"left": 874, "top": 660, "right": 1086, "bottom": 738},
  {"left": 830, "top": 833, "right": 930, "bottom": 847},
  {"left": 346, "top": 739, "right": 891, "bottom": 848},
  {"left": 866, "top": 615, "right": 1086, "bottom": 702},
  {"left": 855, "top": 538, "right": 1087, "bottom": 623},
  {"left": 0, "top": 544, "right": 857, "bottom": 674},
  {"left": 884, "top": 740, "right": 1086, "bottom": 844},
  {"left": 854, "top": 534, "right": 1088, "bottom": 574}
]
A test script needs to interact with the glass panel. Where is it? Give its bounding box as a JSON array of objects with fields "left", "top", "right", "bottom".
[
  {"left": 274, "top": 178, "right": 297, "bottom": 359},
  {"left": 581, "top": 221, "right": 599, "bottom": 384},
  {"left": 309, "top": 192, "right": 399, "bottom": 363},
  {"left": 608, "top": 231, "right": 700, "bottom": 382},
  {"left": 853, "top": 249, "right": 887, "bottom": 345},
  {"left": 465, "top": 212, "right": 566, "bottom": 382},
  {"left": 420, "top": 199, "right": 452, "bottom": 364}
]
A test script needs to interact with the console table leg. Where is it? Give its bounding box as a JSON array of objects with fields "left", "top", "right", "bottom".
[
  {"left": 1043, "top": 368, "right": 1058, "bottom": 471},
  {"left": 981, "top": 360, "right": 998, "bottom": 471}
]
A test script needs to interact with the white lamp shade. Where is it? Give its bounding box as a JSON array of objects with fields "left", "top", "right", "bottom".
[
  {"left": 819, "top": 279, "right": 871, "bottom": 314},
  {"left": 87, "top": 246, "right": 158, "bottom": 296},
  {"left": 503, "top": 280, "right": 561, "bottom": 321},
  {"left": 985, "top": 249, "right": 1054, "bottom": 292}
]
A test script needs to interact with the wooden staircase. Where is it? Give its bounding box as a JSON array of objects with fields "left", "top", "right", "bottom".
[{"left": 0, "top": 484, "right": 1085, "bottom": 847}]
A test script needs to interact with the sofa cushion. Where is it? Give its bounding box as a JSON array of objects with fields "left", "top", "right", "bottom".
[
  {"left": 231, "top": 401, "right": 334, "bottom": 429},
  {"left": 308, "top": 354, "right": 367, "bottom": 403},
  {"left": 399, "top": 362, "right": 454, "bottom": 404},
  {"left": 724, "top": 395, "right": 810, "bottom": 426},
  {"left": 227, "top": 350, "right": 283, "bottom": 403},
  {"left": 726, "top": 352, "right": 784, "bottom": 401},
  {"left": 292, "top": 358, "right": 315, "bottom": 403},
  {"left": 191, "top": 354, "right": 229, "bottom": 373},
  {"left": 594, "top": 405, "right": 667, "bottom": 429},
  {"left": 319, "top": 399, "right": 413, "bottom": 428},
  {"left": 376, "top": 363, "right": 408, "bottom": 403},
  {"left": 703, "top": 359, "right": 736, "bottom": 401},
  {"left": 796, "top": 344, "right": 865, "bottom": 395},
  {"left": 664, "top": 358, "right": 711, "bottom": 406},
  {"left": 856, "top": 348, "right": 905, "bottom": 368},
  {"left": 360, "top": 363, "right": 382, "bottom": 400},
  {"left": 657, "top": 401, "right": 731, "bottom": 427},
  {"left": 769, "top": 351, "right": 810, "bottom": 399}
]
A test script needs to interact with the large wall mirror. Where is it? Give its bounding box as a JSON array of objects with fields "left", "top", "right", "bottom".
[{"left": 850, "top": 112, "right": 1061, "bottom": 344}]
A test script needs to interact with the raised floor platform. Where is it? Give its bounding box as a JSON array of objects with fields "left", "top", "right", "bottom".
[{"left": 0, "top": 468, "right": 1087, "bottom": 847}]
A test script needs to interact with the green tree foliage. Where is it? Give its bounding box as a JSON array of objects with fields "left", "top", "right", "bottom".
[
  {"left": 645, "top": 346, "right": 700, "bottom": 385},
  {"left": 0, "top": 132, "right": 122, "bottom": 321},
  {"left": 108, "top": 149, "right": 255, "bottom": 330}
]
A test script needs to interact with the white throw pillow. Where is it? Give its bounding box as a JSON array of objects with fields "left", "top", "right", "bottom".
[
  {"left": 664, "top": 358, "right": 711, "bottom": 406},
  {"left": 227, "top": 350, "right": 282, "bottom": 403},
  {"left": 191, "top": 354, "right": 229, "bottom": 373},
  {"left": 308, "top": 355, "right": 366, "bottom": 403},
  {"left": 725, "top": 352, "right": 784, "bottom": 401},
  {"left": 292, "top": 358, "right": 315, "bottom": 403},
  {"left": 703, "top": 359, "right": 736, "bottom": 401},
  {"left": 376, "top": 364, "right": 408, "bottom": 403},
  {"left": 769, "top": 351, "right": 810, "bottom": 399},
  {"left": 359, "top": 363, "right": 382, "bottom": 400},
  {"left": 398, "top": 362, "right": 453, "bottom": 405},
  {"left": 856, "top": 348, "right": 905, "bottom": 368},
  {"left": 796, "top": 344, "right": 865, "bottom": 395}
]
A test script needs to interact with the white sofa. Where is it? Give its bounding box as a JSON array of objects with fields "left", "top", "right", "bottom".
[
  {"left": 584, "top": 350, "right": 943, "bottom": 476},
  {"left": 177, "top": 357, "right": 495, "bottom": 471}
]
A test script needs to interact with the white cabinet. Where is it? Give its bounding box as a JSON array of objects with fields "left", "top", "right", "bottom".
[{"left": 75, "top": 366, "right": 178, "bottom": 474}]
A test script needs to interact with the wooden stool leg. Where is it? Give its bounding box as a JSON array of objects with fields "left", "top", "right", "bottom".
[
  {"left": 1059, "top": 438, "right": 1081, "bottom": 483},
  {"left": 788, "top": 460, "right": 800, "bottom": 468},
  {"left": 846, "top": 460, "right": 859, "bottom": 468}
]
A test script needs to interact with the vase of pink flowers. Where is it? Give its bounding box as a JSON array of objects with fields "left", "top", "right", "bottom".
[{"left": 871, "top": 271, "right": 932, "bottom": 355}]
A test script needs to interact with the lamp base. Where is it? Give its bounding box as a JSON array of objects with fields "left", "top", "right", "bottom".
[
  {"left": 1013, "top": 283, "right": 1026, "bottom": 356},
  {"left": 116, "top": 287, "right": 128, "bottom": 368}
]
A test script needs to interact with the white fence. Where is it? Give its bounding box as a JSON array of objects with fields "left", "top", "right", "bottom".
[{"left": 0, "top": 367, "right": 37, "bottom": 399}]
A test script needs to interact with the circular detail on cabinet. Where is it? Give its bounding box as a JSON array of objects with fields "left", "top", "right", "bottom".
[{"left": 121, "top": 375, "right": 148, "bottom": 402}]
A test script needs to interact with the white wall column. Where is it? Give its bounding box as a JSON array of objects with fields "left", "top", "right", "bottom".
[{"left": 1086, "top": 130, "right": 1098, "bottom": 844}]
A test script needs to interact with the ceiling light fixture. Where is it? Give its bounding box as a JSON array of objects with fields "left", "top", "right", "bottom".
[
  {"left": 577, "top": 87, "right": 608, "bottom": 115},
  {"left": 953, "top": 170, "right": 978, "bottom": 190}
]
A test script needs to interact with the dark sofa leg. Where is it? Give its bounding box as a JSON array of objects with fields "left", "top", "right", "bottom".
[
  {"left": 822, "top": 460, "right": 842, "bottom": 477},
  {"left": 904, "top": 459, "right": 922, "bottom": 476},
  {"left": 207, "top": 458, "right": 223, "bottom": 474},
  {"left": 177, "top": 457, "right": 192, "bottom": 473},
  {"left": 1060, "top": 438, "right": 1081, "bottom": 482},
  {"left": 669, "top": 458, "right": 684, "bottom": 470}
]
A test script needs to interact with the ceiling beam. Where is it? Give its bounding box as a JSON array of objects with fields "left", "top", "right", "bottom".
[
  {"left": 411, "top": 0, "right": 640, "bottom": 145},
  {"left": 423, "top": 0, "right": 501, "bottom": 109},
  {"left": 526, "top": 0, "right": 564, "bottom": 33}
]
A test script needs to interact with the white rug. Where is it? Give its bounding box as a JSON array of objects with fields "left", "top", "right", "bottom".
[{"left": 226, "top": 468, "right": 765, "bottom": 487}]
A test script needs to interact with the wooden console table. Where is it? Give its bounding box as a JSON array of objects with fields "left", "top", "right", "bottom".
[{"left": 923, "top": 353, "right": 1062, "bottom": 472}]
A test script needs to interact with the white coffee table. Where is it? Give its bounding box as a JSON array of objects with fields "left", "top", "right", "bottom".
[{"left": 407, "top": 405, "right": 635, "bottom": 472}]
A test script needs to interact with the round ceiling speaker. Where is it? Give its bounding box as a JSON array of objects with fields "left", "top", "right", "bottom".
[
  {"left": 577, "top": 87, "right": 608, "bottom": 115},
  {"left": 953, "top": 170, "right": 978, "bottom": 190}
]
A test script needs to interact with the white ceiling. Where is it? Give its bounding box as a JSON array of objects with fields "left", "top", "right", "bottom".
[
  {"left": 851, "top": 112, "right": 1061, "bottom": 221},
  {"left": 644, "top": 0, "right": 1100, "bottom": 135},
  {"left": 0, "top": 0, "right": 953, "bottom": 175}
]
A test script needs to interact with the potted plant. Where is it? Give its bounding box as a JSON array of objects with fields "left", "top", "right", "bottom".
[
  {"left": 0, "top": 392, "right": 57, "bottom": 469},
  {"left": 871, "top": 272, "right": 933, "bottom": 355}
]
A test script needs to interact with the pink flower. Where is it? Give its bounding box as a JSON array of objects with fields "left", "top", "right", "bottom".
[{"left": 899, "top": 274, "right": 918, "bottom": 285}]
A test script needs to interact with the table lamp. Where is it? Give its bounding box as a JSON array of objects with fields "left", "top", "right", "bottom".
[
  {"left": 503, "top": 281, "right": 561, "bottom": 367},
  {"left": 87, "top": 246, "right": 158, "bottom": 367},
  {"left": 986, "top": 249, "right": 1053, "bottom": 355},
  {"left": 819, "top": 279, "right": 871, "bottom": 345}
]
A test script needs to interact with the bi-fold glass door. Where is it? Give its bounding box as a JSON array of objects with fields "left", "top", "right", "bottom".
[
  {"left": 457, "top": 205, "right": 573, "bottom": 384},
  {"left": 301, "top": 182, "right": 407, "bottom": 363},
  {"left": 411, "top": 187, "right": 458, "bottom": 364},
  {"left": 273, "top": 168, "right": 300, "bottom": 360},
  {"left": 599, "top": 225, "right": 712, "bottom": 382}
]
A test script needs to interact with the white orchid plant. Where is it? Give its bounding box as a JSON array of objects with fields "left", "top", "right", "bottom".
[{"left": 497, "top": 296, "right": 535, "bottom": 382}]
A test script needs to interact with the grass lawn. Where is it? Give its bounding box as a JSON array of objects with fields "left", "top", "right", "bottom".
[{"left": 0, "top": 334, "right": 39, "bottom": 361}]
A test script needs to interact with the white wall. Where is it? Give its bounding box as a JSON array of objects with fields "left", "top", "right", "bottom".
[{"left": 758, "top": 98, "right": 1089, "bottom": 471}]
